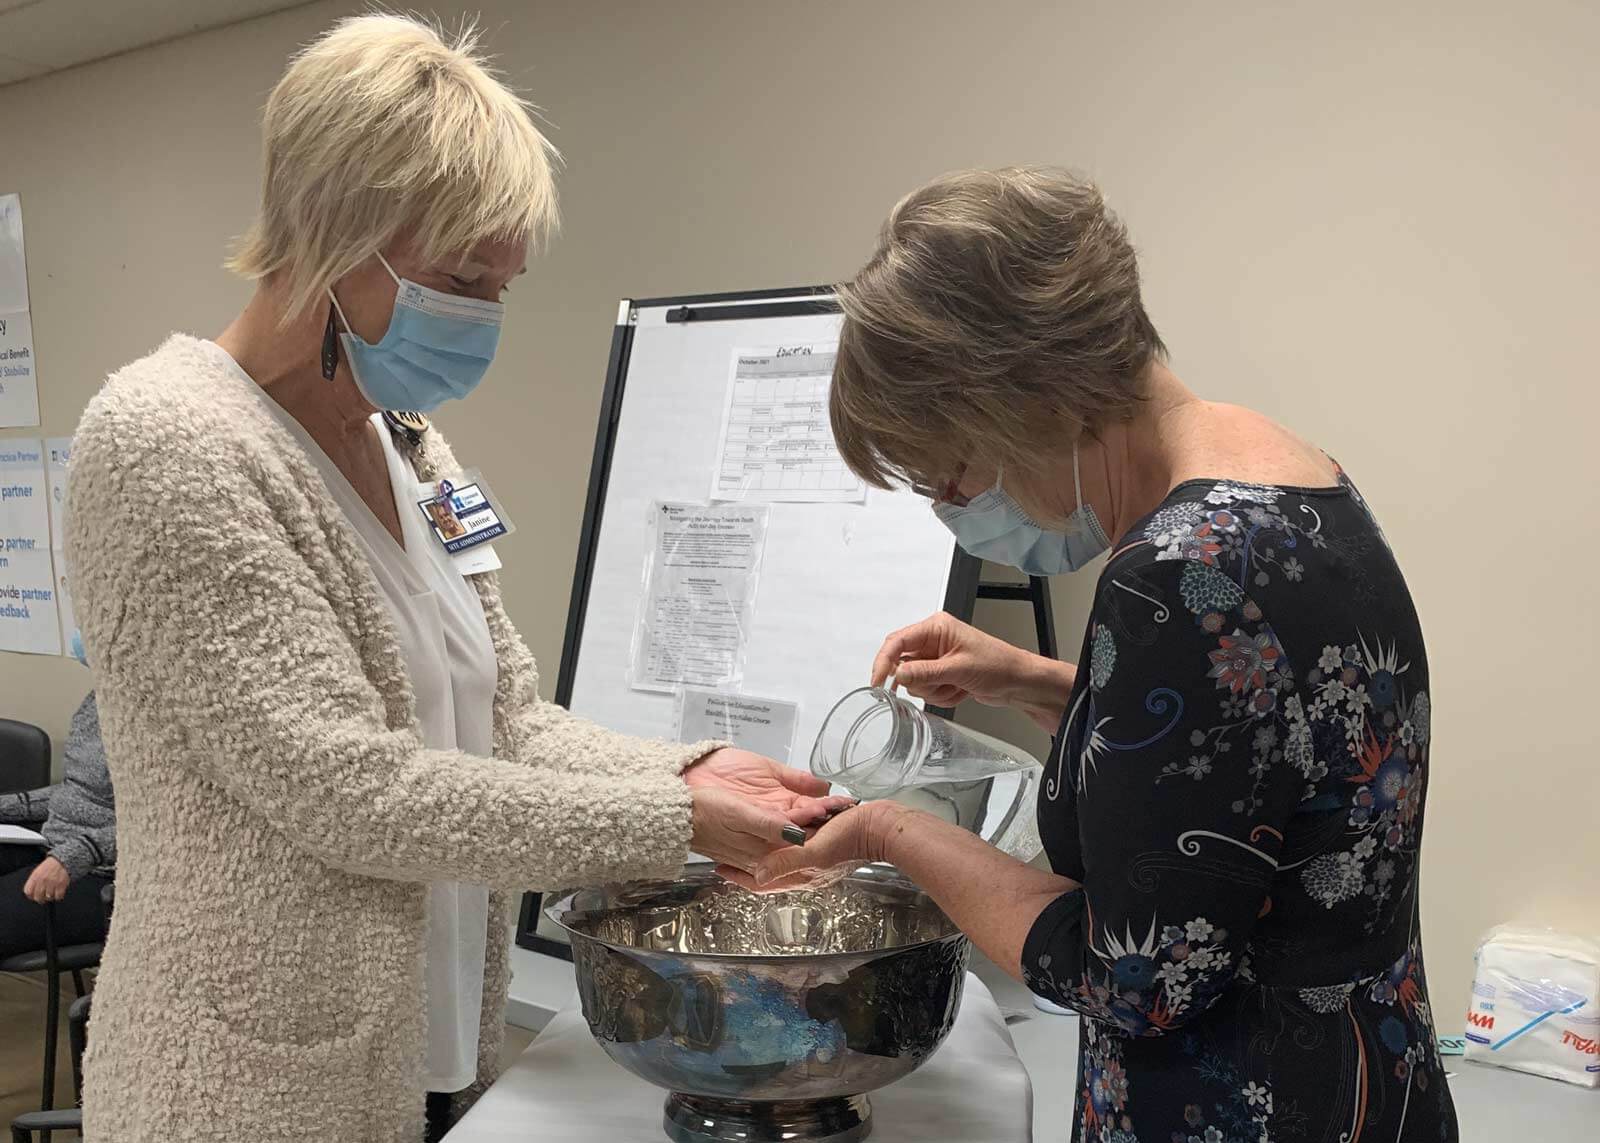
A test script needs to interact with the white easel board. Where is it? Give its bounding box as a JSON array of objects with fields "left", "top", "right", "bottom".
[{"left": 564, "top": 293, "right": 959, "bottom": 766}]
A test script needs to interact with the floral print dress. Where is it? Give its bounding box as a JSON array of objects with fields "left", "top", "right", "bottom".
[{"left": 1022, "top": 475, "right": 1458, "bottom": 1143}]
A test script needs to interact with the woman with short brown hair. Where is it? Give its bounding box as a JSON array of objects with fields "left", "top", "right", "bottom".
[{"left": 757, "top": 167, "right": 1459, "bottom": 1142}]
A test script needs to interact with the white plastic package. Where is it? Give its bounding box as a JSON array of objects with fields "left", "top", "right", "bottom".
[{"left": 1463, "top": 925, "right": 1600, "bottom": 1087}]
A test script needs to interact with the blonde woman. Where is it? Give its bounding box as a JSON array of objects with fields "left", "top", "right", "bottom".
[
  {"left": 753, "top": 169, "right": 1458, "bottom": 1142},
  {"left": 66, "top": 17, "right": 845, "bottom": 1142}
]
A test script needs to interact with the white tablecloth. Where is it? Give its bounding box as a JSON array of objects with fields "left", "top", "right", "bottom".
[{"left": 448, "top": 972, "right": 1033, "bottom": 1142}]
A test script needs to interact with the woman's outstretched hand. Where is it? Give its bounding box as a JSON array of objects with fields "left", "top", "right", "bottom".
[
  {"left": 685, "top": 748, "right": 855, "bottom": 826},
  {"left": 688, "top": 786, "right": 814, "bottom": 873},
  {"left": 722, "top": 797, "right": 1082, "bottom": 988},
  {"left": 717, "top": 801, "right": 906, "bottom": 892}
]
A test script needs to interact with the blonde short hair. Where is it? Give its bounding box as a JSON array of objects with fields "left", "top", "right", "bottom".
[
  {"left": 830, "top": 166, "right": 1165, "bottom": 491},
  {"left": 228, "top": 13, "right": 559, "bottom": 319}
]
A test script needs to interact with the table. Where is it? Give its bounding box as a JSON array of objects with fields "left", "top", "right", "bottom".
[
  {"left": 491, "top": 950, "right": 1594, "bottom": 1141},
  {"left": 449, "top": 972, "right": 1032, "bottom": 1142},
  {"left": 972, "top": 960, "right": 1597, "bottom": 1143},
  {"left": 1445, "top": 1053, "right": 1597, "bottom": 1138}
]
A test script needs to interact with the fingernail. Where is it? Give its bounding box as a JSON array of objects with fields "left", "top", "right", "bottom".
[
  {"left": 754, "top": 867, "right": 774, "bottom": 886},
  {"left": 781, "top": 824, "right": 807, "bottom": 846}
]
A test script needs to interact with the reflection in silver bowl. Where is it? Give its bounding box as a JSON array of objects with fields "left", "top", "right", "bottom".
[{"left": 545, "top": 864, "right": 970, "bottom": 1143}]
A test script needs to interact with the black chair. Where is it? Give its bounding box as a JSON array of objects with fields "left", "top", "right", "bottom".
[
  {"left": 0, "top": 845, "right": 102, "bottom": 1134},
  {"left": 0, "top": 720, "right": 50, "bottom": 794},
  {"left": 9, "top": 994, "right": 90, "bottom": 1143}
]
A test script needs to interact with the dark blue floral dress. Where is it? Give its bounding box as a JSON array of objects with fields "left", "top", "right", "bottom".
[{"left": 1022, "top": 475, "right": 1458, "bottom": 1143}]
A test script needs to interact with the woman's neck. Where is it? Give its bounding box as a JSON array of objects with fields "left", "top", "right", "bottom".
[
  {"left": 1092, "top": 363, "right": 1205, "bottom": 543},
  {"left": 1099, "top": 362, "right": 1341, "bottom": 540},
  {"left": 215, "top": 288, "right": 376, "bottom": 459}
]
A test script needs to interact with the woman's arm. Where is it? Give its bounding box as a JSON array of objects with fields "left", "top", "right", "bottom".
[
  {"left": 40, "top": 693, "right": 116, "bottom": 879},
  {"left": 67, "top": 393, "right": 791, "bottom": 889},
  {"left": 774, "top": 801, "right": 1082, "bottom": 978},
  {"left": 999, "top": 653, "right": 1081, "bottom": 734},
  {"left": 402, "top": 423, "right": 844, "bottom": 824},
  {"left": 882, "top": 809, "right": 1075, "bottom": 975},
  {"left": 870, "top": 612, "right": 1076, "bottom": 733},
  {"left": 465, "top": 582, "right": 712, "bottom": 779},
  {"left": 466, "top": 576, "right": 846, "bottom": 825},
  {"left": 760, "top": 560, "right": 1305, "bottom": 1036}
]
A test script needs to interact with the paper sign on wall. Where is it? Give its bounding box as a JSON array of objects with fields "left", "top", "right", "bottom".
[
  {"left": 45, "top": 437, "right": 70, "bottom": 546},
  {"left": 0, "top": 195, "right": 40, "bottom": 429},
  {"left": 676, "top": 687, "right": 800, "bottom": 764},
  {"left": 54, "top": 556, "right": 77, "bottom": 661},
  {"left": 0, "top": 311, "right": 40, "bottom": 430},
  {"left": 46, "top": 437, "right": 76, "bottom": 657},
  {"left": 0, "top": 195, "right": 27, "bottom": 313},
  {"left": 0, "top": 439, "right": 60, "bottom": 654}
]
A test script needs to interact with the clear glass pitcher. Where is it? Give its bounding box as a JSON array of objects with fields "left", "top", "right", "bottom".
[{"left": 809, "top": 686, "right": 1043, "bottom": 861}]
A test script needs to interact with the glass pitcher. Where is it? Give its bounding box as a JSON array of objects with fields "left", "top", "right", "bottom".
[{"left": 809, "top": 686, "right": 1043, "bottom": 861}]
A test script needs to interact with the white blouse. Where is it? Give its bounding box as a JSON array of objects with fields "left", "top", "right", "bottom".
[{"left": 243, "top": 363, "right": 499, "bottom": 1093}]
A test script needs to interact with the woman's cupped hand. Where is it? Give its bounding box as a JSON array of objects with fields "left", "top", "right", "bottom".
[
  {"left": 716, "top": 800, "right": 908, "bottom": 892},
  {"left": 684, "top": 747, "right": 856, "bottom": 872}
]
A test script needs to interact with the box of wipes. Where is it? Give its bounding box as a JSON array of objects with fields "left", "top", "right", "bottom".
[{"left": 1464, "top": 925, "right": 1600, "bottom": 1087}]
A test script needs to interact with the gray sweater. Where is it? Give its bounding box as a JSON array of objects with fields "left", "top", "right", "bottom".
[{"left": 0, "top": 692, "right": 115, "bottom": 879}]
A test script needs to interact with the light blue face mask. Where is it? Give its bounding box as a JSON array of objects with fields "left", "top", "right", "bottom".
[
  {"left": 326, "top": 253, "right": 504, "bottom": 413},
  {"left": 933, "top": 443, "right": 1111, "bottom": 576}
]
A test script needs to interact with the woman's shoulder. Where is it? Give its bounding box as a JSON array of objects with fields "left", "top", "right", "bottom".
[
  {"left": 1108, "top": 479, "right": 1355, "bottom": 574},
  {"left": 85, "top": 333, "right": 256, "bottom": 430},
  {"left": 1095, "top": 475, "right": 1403, "bottom": 662},
  {"left": 76, "top": 335, "right": 272, "bottom": 478},
  {"left": 67, "top": 336, "right": 294, "bottom": 560}
]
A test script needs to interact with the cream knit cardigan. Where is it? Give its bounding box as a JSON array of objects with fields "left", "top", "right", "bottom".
[{"left": 66, "top": 335, "right": 711, "bottom": 1141}]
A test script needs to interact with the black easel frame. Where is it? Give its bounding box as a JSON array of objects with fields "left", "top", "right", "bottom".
[{"left": 516, "top": 288, "right": 1055, "bottom": 960}]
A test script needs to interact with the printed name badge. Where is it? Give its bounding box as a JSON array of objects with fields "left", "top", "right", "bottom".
[{"left": 415, "top": 469, "right": 515, "bottom": 557}]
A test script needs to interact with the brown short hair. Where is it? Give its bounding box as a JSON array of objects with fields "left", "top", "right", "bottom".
[{"left": 830, "top": 166, "right": 1165, "bottom": 490}]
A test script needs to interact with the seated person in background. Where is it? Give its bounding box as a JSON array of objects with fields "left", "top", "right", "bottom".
[{"left": 0, "top": 691, "right": 115, "bottom": 956}]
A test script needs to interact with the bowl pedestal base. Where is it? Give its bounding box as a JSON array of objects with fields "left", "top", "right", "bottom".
[{"left": 663, "top": 1092, "right": 871, "bottom": 1143}]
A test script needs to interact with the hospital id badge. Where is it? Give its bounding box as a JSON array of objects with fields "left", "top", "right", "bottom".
[{"left": 415, "top": 469, "right": 515, "bottom": 555}]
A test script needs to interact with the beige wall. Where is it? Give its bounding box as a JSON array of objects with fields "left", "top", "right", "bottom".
[{"left": 1, "top": 0, "right": 1594, "bottom": 1020}]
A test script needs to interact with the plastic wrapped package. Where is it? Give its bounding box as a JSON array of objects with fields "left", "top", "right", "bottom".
[{"left": 1464, "top": 925, "right": 1600, "bottom": 1087}]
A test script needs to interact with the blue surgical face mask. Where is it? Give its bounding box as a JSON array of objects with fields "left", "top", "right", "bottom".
[
  {"left": 68, "top": 631, "right": 87, "bottom": 667},
  {"left": 326, "top": 253, "right": 503, "bottom": 413},
  {"left": 933, "top": 442, "right": 1111, "bottom": 575}
]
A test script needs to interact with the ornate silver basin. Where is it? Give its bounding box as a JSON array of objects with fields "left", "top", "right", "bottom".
[{"left": 544, "top": 863, "right": 970, "bottom": 1143}]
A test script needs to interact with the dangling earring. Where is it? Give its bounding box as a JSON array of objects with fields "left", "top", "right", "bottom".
[{"left": 321, "top": 300, "right": 340, "bottom": 381}]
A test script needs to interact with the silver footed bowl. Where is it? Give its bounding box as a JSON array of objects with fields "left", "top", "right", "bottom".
[{"left": 545, "top": 863, "right": 970, "bottom": 1143}]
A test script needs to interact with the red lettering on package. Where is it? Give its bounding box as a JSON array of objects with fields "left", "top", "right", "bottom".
[{"left": 1560, "top": 1030, "right": 1599, "bottom": 1055}]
